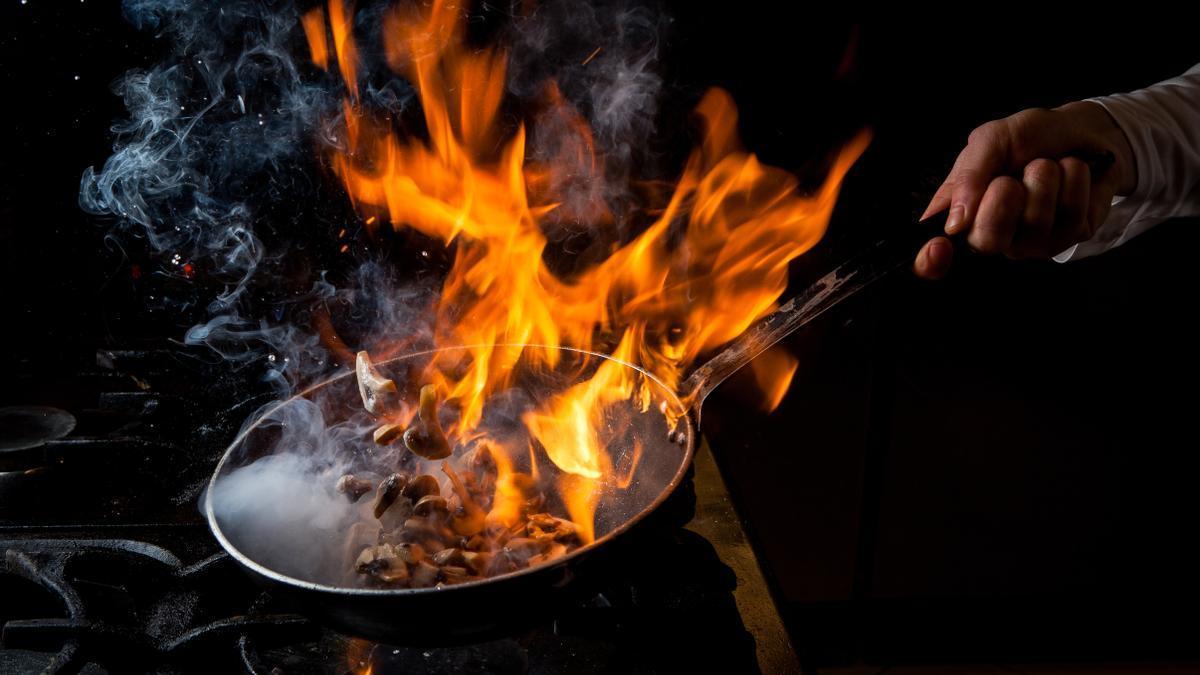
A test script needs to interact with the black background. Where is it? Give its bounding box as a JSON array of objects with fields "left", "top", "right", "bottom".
[{"left": 2, "top": 2, "right": 1198, "bottom": 670}]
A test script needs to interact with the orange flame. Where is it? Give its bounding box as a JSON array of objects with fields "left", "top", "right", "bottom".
[
  {"left": 303, "top": 0, "right": 867, "bottom": 541},
  {"left": 329, "top": 0, "right": 360, "bottom": 100},
  {"left": 750, "top": 346, "right": 800, "bottom": 413},
  {"left": 345, "top": 638, "right": 372, "bottom": 674},
  {"left": 524, "top": 333, "right": 638, "bottom": 482},
  {"left": 301, "top": 8, "right": 329, "bottom": 71}
]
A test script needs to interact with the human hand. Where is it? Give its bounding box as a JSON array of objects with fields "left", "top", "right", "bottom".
[{"left": 914, "top": 101, "right": 1136, "bottom": 279}]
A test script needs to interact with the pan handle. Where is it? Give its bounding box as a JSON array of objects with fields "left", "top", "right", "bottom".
[
  {"left": 675, "top": 150, "right": 1116, "bottom": 419},
  {"left": 676, "top": 209, "right": 955, "bottom": 420}
]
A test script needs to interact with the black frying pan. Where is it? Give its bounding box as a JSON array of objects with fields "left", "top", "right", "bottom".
[{"left": 203, "top": 213, "right": 950, "bottom": 643}]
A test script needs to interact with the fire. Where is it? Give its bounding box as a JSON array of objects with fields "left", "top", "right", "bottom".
[
  {"left": 524, "top": 334, "right": 638, "bottom": 481},
  {"left": 303, "top": 1, "right": 866, "bottom": 543},
  {"left": 345, "top": 638, "right": 372, "bottom": 674},
  {"left": 300, "top": 8, "right": 330, "bottom": 71},
  {"left": 750, "top": 346, "right": 800, "bottom": 413}
]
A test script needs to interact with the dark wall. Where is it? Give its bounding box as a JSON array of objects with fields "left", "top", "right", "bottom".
[
  {"left": 1, "top": 2, "right": 157, "bottom": 369},
  {"left": 681, "top": 8, "right": 1200, "bottom": 668}
]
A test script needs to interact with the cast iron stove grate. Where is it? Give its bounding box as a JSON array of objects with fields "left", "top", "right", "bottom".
[{"left": 1, "top": 344, "right": 760, "bottom": 674}]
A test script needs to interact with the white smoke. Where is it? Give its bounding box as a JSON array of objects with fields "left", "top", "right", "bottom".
[
  {"left": 208, "top": 396, "right": 379, "bottom": 585},
  {"left": 508, "top": 0, "right": 666, "bottom": 249},
  {"left": 86, "top": 0, "right": 670, "bottom": 586}
]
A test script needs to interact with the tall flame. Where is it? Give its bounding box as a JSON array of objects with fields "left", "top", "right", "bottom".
[{"left": 304, "top": 1, "right": 867, "bottom": 542}]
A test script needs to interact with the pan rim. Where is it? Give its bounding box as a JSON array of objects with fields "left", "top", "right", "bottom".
[{"left": 204, "top": 343, "right": 696, "bottom": 597}]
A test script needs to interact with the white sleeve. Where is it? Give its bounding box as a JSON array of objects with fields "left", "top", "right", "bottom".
[{"left": 1054, "top": 63, "right": 1200, "bottom": 262}]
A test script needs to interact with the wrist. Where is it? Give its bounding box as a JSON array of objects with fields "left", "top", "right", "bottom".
[{"left": 1058, "top": 100, "right": 1138, "bottom": 196}]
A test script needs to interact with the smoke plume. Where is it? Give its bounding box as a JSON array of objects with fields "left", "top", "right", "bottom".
[{"left": 84, "top": 0, "right": 671, "bottom": 585}]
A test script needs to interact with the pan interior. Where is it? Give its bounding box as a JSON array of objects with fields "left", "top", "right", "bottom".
[{"left": 206, "top": 346, "right": 691, "bottom": 591}]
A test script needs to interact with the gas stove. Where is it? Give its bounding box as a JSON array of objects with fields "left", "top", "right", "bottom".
[{"left": 0, "top": 343, "right": 796, "bottom": 674}]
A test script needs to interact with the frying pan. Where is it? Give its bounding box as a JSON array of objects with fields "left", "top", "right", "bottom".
[{"left": 203, "top": 212, "right": 950, "bottom": 644}]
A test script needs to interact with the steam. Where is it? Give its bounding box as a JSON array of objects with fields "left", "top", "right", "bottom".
[
  {"left": 209, "top": 396, "right": 378, "bottom": 585},
  {"left": 83, "top": 0, "right": 670, "bottom": 585}
]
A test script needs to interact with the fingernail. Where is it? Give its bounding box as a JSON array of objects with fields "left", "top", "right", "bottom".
[
  {"left": 919, "top": 203, "right": 935, "bottom": 221},
  {"left": 945, "top": 204, "right": 965, "bottom": 234},
  {"left": 929, "top": 238, "right": 953, "bottom": 279},
  {"left": 913, "top": 248, "right": 930, "bottom": 278}
]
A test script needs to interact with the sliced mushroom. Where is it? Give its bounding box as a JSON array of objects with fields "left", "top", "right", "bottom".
[
  {"left": 431, "top": 547, "right": 467, "bottom": 568},
  {"left": 418, "top": 536, "right": 446, "bottom": 554},
  {"left": 461, "top": 550, "right": 488, "bottom": 575},
  {"left": 400, "top": 517, "right": 450, "bottom": 546},
  {"left": 401, "top": 474, "right": 441, "bottom": 501},
  {"left": 372, "top": 422, "right": 404, "bottom": 446},
  {"left": 483, "top": 520, "right": 510, "bottom": 539},
  {"left": 503, "top": 537, "right": 546, "bottom": 563},
  {"left": 336, "top": 474, "right": 373, "bottom": 503},
  {"left": 439, "top": 565, "right": 471, "bottom": 585},
  {"left": 355, "top": 544, "right": 410, "bottom": 584},
  {"left": 356, "top": 351, "right": 398, "bottom": 415},
  {"left": 343, "top": 521, "right": 377, "bottom": 574},
  {"left": 522, "top": 493, "right": 546, "bottom": 514},
  {"left": 527, "top": 542, "right": 569, "bottom": 567},
  {"left": 380, "top": 503, "right": 414, "bottom": 533},
  {"left": 377, "top": 566, "right": 409, "bottom": 585},
  {"left": 526, "top": 513, "right": 579, "bottom": 542},
  {"left": 469, "top": 443, "right": 496, "bottom": 473},
  {"left": 441, "top": 461, "right": 485, "bottom": 536},
  {"left": 527, "top": 512, "right": 566, "bottom": 529},
  {"left": 413, "top": 494, "right": 449, "bottom": 518},
  {"left": 355, "top": 545, "right": 388, "bottom": 573},
  {"left": 484, "top": 549, "right": 519, "bottom": 576},
  {"left": 376, "top": 526, "right": 404, "bottom": 546},
  {"left": 410, "top": 560, "right": 440, "bottom": 588},
  {"left": 372, "top": 473, "right": 409, "bottom": 519},
  {"left": 391, "top": 542, "right": 426, "bottom": 565},
  {"left": 402, "top": 385, "right": 451, "bottom": 459},
  {"left": 473, "top": 473, "right": 496, "bottom": 501},
  {"left": 479, "top": 521, "right": 513, "bottom": 548}
]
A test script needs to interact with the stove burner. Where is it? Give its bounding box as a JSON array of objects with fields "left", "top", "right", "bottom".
[
  {"left": 1, "top": 539, "right": 316, "bottom": 674},
  {"left": 0, "top": 407, "right": 76, "bottom": 453},
  {"left": 234, "top": 528, "right": 758, "bottom": 675},
  {"left": 360, "top": 640, "right": 529, "bottom": 674},
  {"left": 0, "top": 343, "right": 786, "bottom": 673}
]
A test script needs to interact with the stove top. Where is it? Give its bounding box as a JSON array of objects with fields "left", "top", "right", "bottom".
[{"left": 1, "top": 344, "right": 796, "bottom": 674}]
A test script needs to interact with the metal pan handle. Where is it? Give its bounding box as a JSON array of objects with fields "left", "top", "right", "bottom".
[
  {"left": 677, "top": 209, "right": 956, "bottom": 420},
  {"left": 675, "top": 148, "right": 1118, "bottom": 418}
]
